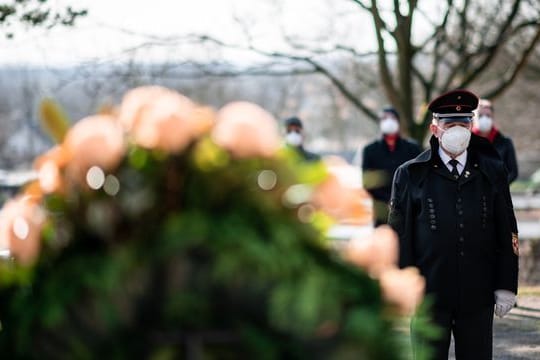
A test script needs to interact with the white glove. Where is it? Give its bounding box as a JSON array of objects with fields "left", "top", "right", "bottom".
[{"left": 494, "top": 289, "right": 516, "bottom": 318}]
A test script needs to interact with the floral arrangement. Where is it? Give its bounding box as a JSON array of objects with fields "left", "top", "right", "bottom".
[{"left": 0, "top": 86, "right": 429, "bottom": 358}]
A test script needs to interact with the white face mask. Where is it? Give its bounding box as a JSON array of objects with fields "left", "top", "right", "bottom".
[
  {"left": 477, "top": 115, "right": 493, "bottom": 133},
  {"left": 285, "top": 131, "right": 303, "bottom": 147},
  {"left": 438, "top": 125, "right": 471, "bottom": 155},
  {"left": 380, "top": 118, "right": 399, "bottom": 135}
]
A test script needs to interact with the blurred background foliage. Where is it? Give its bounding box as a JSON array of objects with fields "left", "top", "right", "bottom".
[{"left": 0, "top": 0, "right": 86, "bottom": 39}]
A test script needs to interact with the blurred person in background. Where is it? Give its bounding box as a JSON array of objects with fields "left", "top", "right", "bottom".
[
  {"left": 474, "top": 99, "right": 519, "bottom": 237},
  {"left": 283, "top": 117, "right": 320, "bottom": 162},
  {"left": 388, "top": 90, "right": 518, "bottom": 359},
  {"left": 362, "top": 107, "right": 422, "bottom": 227},
  {"left": 473, "top": 99, "right": 518, "bottom": 184}
]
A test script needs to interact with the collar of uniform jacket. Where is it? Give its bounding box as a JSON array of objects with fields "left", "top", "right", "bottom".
[
  {"left": 438, "top": 147, "right": 467, "bottom": 175},
  {"left": 406, "top": 134, "right": 505, "bottom": 186}
]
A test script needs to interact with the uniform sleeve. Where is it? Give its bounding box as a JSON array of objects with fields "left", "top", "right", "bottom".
[
  {"left": 505, "top": 138, "right": 519, "bottom": 184},
  {"left": 494, "top": 172, "right": 519, "bottom": 293},
  {"left": 361, "top": 147, "right": 374, "bottom": 197},
  {"left": 387, "top": 166, "right": 415, "bottom": 268},
  {"left": 362, "top": 145, "right": 392, "bottom": 203},
  {"left": 500, "top": 161, "right": 519, "bottom": 234},
  {"left": 361, "top": 146, "right": 371, "bottom": 171},
  {"left": 362, "top": 146, "right": 382, "bottom": 199}
]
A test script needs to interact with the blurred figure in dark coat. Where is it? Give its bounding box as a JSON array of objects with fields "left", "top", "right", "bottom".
[
  {"left": 283, "top": 117, "right": 320, "bottom": 162},
  {"left": 362, "top": 107, "right": 422, "bottom": 226},
  {"left": 473, "top": 99, "right": 518, "bottom": 184}
]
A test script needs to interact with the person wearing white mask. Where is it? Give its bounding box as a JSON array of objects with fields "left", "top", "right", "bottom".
[
  {"left": 283, "top": 117, "right": 320, "bottom": 162},
  {"left": 473, "top": 99, "right": 518, "bottom": 184},
  {"left": 362, "top": 107, "right": 421, "bottom": 226},
  {"left": 388, "top": 89, "right": 518, "bottom": 360}
]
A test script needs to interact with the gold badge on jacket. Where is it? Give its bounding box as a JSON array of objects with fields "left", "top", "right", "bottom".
[{"left": 511, "top": 233, "right": 519, "bottom": 256}]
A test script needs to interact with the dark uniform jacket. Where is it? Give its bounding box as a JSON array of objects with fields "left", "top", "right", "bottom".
[
  {"left": 362, "top": 137, "right": 422, "bottom": 225},
  {"left": 492, "top": 132, "right": 518, "bottom": 184},
  {"left": 388, "top": 134, "right": 518, "bottom": 311}
]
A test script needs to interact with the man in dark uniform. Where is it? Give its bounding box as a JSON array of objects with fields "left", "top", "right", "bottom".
[
  {"left": 362, "top": 107, "right": 422, "bottom": 226},
  {"left": 283, "top": 117, "right": 320, "bottom": 162},
  {"left": 388, "top": 90, "right": 519, "bottom": 359},
  {"left": 473, "top": 99, "right": 519, "bottom": 184}
]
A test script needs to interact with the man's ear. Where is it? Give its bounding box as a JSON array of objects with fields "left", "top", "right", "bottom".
[{"left": 429, "top": 123, "right": 439, "bottom": 137}]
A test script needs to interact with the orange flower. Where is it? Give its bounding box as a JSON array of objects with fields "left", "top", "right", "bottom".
[
  {"left": 118, "top": 86, "right": 167, "bottom": 131},
  {"left": 0, "top": 196, "right": 45, "bottom": 265},
  {"left": 379, "top": 267, "right": 425, "bottom": 315},
  {"left": 34, "top": 145, "right": 70, "bottom": 170},
  {"left": 37, "top": 160, "right": 63, "bottom": 194},
  {"left": 311, "top": 174, "right": 349, "bottom": 219},
  {"left": 33, "top": 145, "right": 70, "bottom": 194},
  {"left": 191, "top": 105, "right": 216, "bottom": 137},
  {"left": 118, "top": 86, "right": 198, "bottom": 152},
  {"left": 63, "top": 115, "right": 125, "bottom": 183},
  {"left": 312, "top": 173, "right": 370, "bottom": 223},
  {"left": 211, "top": 101, "right": 280, "bottom": 158},
  {"left": 321, "top": 157, "right": 372, "bottom": 224},
  {"left": 344, "top": 225, "right": 398, "bottom": 276}
]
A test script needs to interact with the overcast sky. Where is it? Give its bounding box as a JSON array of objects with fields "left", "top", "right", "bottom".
[
  {"left": 1, "top": 0, "right": 443, "bottom": 67},
  {"left": 1, "top": 0, "right": 378, "bottom": 66}
]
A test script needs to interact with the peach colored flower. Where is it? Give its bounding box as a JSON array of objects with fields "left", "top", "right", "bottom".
[
  {"left": 311, "top": 174, "right": 349, "bottom": 218},
  {"left": 344, "top": 225, "right": 398, "bottom": 276},
  {"left": 63, "top": 115, "right": 125, "bottom": 183},
  {"left": 191, "top": 106, "right": 216, "bottom": 137},
  {"left": 37, "top": 160, "right": 63, "bottom": 194},
  {"left": 321, "top": 157, "right": 372, "bottom": 224},
  {"left": 33, "top": 146, "right": 69, "bottom": 194},
  {"left": 118, "top": 86, "right": 198, "bottom": 152},
  {"left": 211, "top": 101, "right": 280, "bottom": 158},
  {"left": 346, "top": 188, "right": 373, "bottom": 225},
  {"left": 34, "top": 145, "right": 70, "bottom": 170},
  {"left": 0, "top": 196, "right": 45, "bottom": 265},
  {"left": 379, "top": 267, "right": 425, "bottom": 315},
  {"left": 118, "top": 86, "right": 168, "bottom": 131},
  {"left": 311, "top": 173, "right": 371, "bottom": 224},
  {"left": 21, "top": 181, "right": 45, "bottom": 203},
  {"left": 323, "top": 155, "right": 361, "bottom": 190}
]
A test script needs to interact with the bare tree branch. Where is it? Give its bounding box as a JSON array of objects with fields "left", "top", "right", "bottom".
[
  {"left": 347, "top": 0, "right": 371, "bottom": 12},
  {"left": 304, "top": 57, "right": 378, "bottom": 120},
  {"left": 370, "top": 0, "right": 399, "bottom": 106},
  {"left": 183, "top": 33, "right": 380, "bottom": 120},
  {"left": 88, "top": 0, "right": 539, "bottom": 142},
  {"left": 335, "top": 45, "right": 379, "bottom": 59},
  {"left": 452, "top": 0, "right": 523, "bottom": 89},
  {"left": 482, "top": 24, "right": 540, "bottom": 99},
  {"left": 507, "top": 20, "right": 540, "bottom": 37},
  {"left": 427, "top": 0, "right": 454, "bottom": 98}
]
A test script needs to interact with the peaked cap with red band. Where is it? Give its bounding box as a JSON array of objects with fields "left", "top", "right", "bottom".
[{"left": 428, "top": 89, "right": 479, "bottom": 123}]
